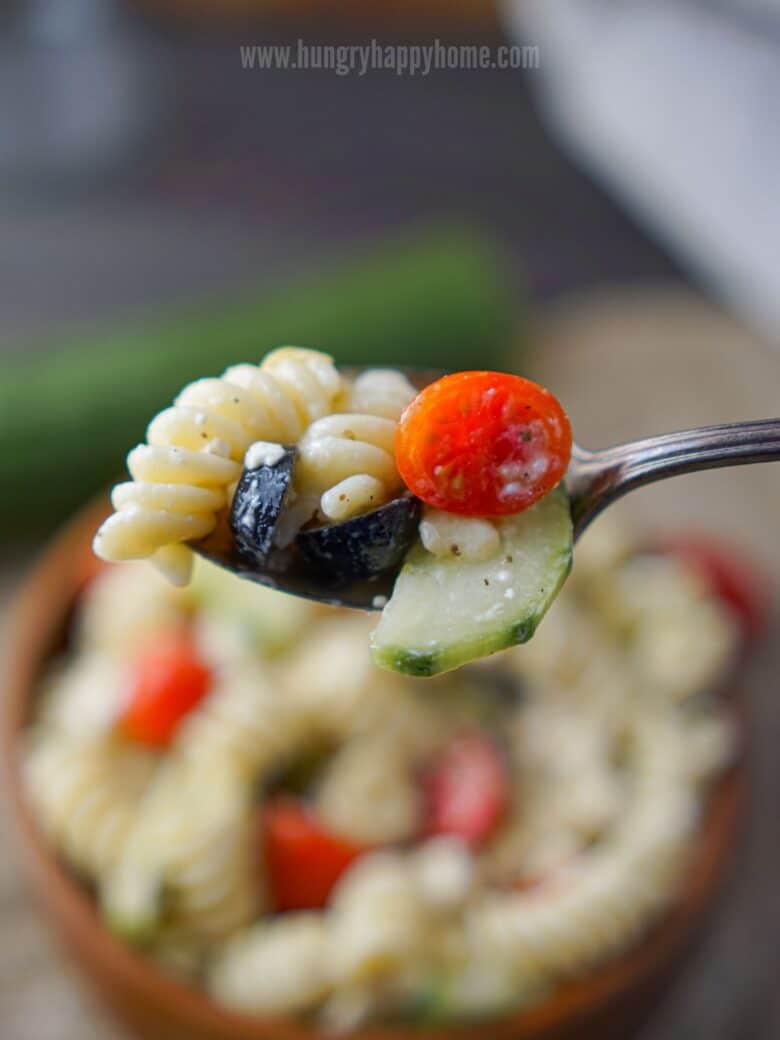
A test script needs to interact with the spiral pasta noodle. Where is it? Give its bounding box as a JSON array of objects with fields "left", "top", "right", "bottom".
[
  {"left": 465, "top": 711, "right": 697, "bottom": 986},
  {"left": 314, "top": 734, "right": 423, "bottom": 845},
  {"left": 292, "top": 369, "right": 416, "bottom": 523},
  {"left": 297, "top": 413, "right": 403, "bottom": 523},
  {"left": 346, "top": 369, "right": 417, "bottom": 422},
  {"left": 93, "top": 348, "right": 344, "bottom": 583},
  {"left": 174, "top": 663, "right": 309, "bottom": 779},
  {"left": 24, "top": 734, "right": 156, "bottom": 881},
  {"left": 103, "top": 759, "right": 258, "bottom": 943},
  {"left": 77, "top": 561, "right": 191, "bottom": 657},
  {"left": 209, "top": 914, "right": 331, "bottom": 1016}
]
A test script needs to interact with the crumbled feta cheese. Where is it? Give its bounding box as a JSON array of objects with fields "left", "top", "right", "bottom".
[{"left": 244, "top": 441, "right": 287, "bottom": 470}]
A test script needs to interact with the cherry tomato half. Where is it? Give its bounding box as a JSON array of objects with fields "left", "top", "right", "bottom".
[
  {"left": 262, "top": 797, "right": 367, "bottom": 912},
  {"left": 396, "top": 371, "right": 572, "bottom": 517},
  {"left": 119, "top": 629, "right": 212, "bottom": 748},
  {"left": 423, "top": 731, "right": 509, "bottom": 847}
]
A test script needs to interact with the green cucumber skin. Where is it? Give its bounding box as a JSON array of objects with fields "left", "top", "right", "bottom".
[
  {"left": 373, "top": 546, "right": 571, "bottom": 677},
  {"left": 0, "top": 227, "right": 517, "bottom": 532},
  {"left": 371, "top": 490, "right": 573, "bottom": 677}
]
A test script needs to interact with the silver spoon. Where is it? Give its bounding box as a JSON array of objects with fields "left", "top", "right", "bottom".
[
  {"left": 567, "top": 418, "right": 780, "bottom": 540},
  {"left": 194, "top": 368, "right": 780, "bottom": 609}
]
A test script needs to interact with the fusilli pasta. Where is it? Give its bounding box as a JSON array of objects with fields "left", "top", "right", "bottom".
[
  {"left": 174, "top": 661, "right": 308, "bottom": 778},
  {"left": 321, "top": 839, "right": 474, "bottom": 1019},
  {"left": 297, "top": 413, "right": 402, "bottom": 522},
  {"left": 36, "top": 652, "right": 126, "bottom": 741},
  {"left": 290, "top": 367, "right": 416, "bottom": 524},
  {"left": 208, "top": 914, "right": 331, "bottom": 1016},
  {"left": 465, "top": 710, "right": 699, "bottom": 987},
  {"left": 346, "top": 369, "right": 417, "bottom": 422},
  {"left": 25, "top": 734, "right": 156, "bottom": 881},
  {"left": 103, "top": 759, "right": 257, "bottom": 943},
  {"left": 76, "top": 561, "right": 191, "bottom": 656},
  {"left": 325, "top": 851, "right": 432, "bottom": 985},
  {"left": 93, "top": 348, "right": 344, "bottom": 581},
  {"left": 314, "top": 734, "right": 422, "bottom": 845}
]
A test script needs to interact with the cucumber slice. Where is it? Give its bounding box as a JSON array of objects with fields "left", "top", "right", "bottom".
[{"left": 370, "top": 487, "right": 572, "bottom": 676}]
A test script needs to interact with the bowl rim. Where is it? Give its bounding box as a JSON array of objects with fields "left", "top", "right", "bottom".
[{"left": 0, "top": 499, "right": 746, "bottom": 1040}]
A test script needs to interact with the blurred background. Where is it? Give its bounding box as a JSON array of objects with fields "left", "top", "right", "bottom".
[{"left": 1, "top": 1, "right": 778, "bottom": 1038}]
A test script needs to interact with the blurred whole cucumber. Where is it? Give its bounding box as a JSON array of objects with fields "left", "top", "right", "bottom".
[{"left": 0, "top": 226, "right": 519, "bottom": 532}]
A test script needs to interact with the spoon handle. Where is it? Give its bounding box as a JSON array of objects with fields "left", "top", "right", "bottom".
[{"left": 568, "top": 418, "right": 780, "bottom": 537}]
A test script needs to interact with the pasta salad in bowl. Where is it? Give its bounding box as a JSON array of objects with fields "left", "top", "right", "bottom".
[{"left": 3, "top": 496, "right": 755, "bottom": 1039}]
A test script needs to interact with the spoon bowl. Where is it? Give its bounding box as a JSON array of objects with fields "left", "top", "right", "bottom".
[{"left": 195, "top": 523, "right": 402, "bottom": 610}]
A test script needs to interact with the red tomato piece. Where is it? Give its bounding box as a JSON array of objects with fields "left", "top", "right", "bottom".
[
  {"left": 396, "top": 371, "right": 572, "bottom": 517},
  {"left": 659, "top": 534, "right": 771, "bottom": 643},
  {"left": 423, "top": 732, "right": 509, "bottom": 847},
  {"left": 262, "top": 797, "right": 367, "bottom": 912},
  {"left": 120, "top": 629, "right": 212, "bottom": 748}
]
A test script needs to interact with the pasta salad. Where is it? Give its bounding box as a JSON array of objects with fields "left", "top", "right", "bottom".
[{"left": 24, "top": 517, "right": 745, "bottom": 1030}]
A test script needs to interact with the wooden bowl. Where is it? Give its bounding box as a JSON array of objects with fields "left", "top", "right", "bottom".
[{"left": 1, "top": 500, "right": 746, "bottom": 1040}]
